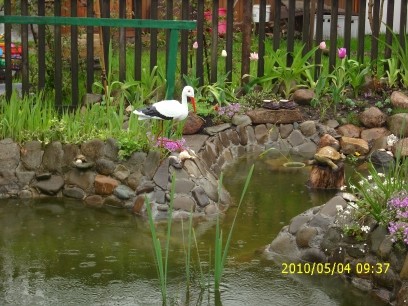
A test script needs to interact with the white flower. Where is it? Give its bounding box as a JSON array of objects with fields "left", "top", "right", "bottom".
[
  {"left": 336, "top": 205, "right": 343, "bottom": 212},
  {"left": 221, "top": 50, "right": 227, "bottom": 57},
  {"left": 361, "top": 225, "right": 370, "bottom": 233},
  {"left": 387, "top": 134, "right": 398, "bottom": 146},
  {"left": 340, "top": 185, "right": 347, "bottom": 191},
  {"left": 358, "top": 179, "right": 365, "bottom": 186},
  {"left": 378, "top": 172, "right": 385, "bottom": 177},
  {"left": 367, "top": 175, "right": 373, "bottom": 180}
]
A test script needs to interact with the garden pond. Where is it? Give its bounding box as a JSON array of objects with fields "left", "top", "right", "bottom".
[{"left": 0, "top": 154, "right": 387, "bottom": 305}]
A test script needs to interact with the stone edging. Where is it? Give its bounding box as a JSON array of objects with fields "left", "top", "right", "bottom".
[{"left": 0, "top": 119, "right": 326, "bottom": 219}]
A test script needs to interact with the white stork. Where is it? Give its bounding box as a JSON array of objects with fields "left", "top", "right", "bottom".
[{"left": 133, "top": 86, "right": 196, "bottom": 122}]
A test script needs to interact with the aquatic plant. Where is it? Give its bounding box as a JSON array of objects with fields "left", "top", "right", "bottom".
[
  {"left": 145, "top": 173, "right": 176, "bottom": 304},
  {"left": 214, "top": 164, "right": 254, "bottom": 291}
]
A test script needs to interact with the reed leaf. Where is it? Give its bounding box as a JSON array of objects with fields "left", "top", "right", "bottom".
[{"left": 214, "top": 164, "right": 255, "bottom": 291}]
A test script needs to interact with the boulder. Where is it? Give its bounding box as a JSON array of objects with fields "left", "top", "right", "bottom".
[
  {"left": 95, "top": 158, "right": 116, "bottom": 175},
  {"left": 246, "top": 109, "right": 303, "bottom": 124},
  {"left": 292, "top": 88, "right": 315, "bottom": 105},
  {"left": 42, "top": 142, "right": 64, "bottom": 173},
  {"left": 81, "top": 139, "right": 105, "bottom": 161},
  {"left": 340, "top": 136, "right": 369, "bottom": 155},
  {"left": 337, "top": 124, "right": 361, "bottom": 138},
  {"left": 21, "top": 141, "right": 43, "bottom": 170},
  {"left": 94, "top": 174, "right": 119, "bottom": 195},
  {"left": 34, "top": 175, "right": 64, "bottom": 195},
  {"left": 231, "top": 114, "right": 252, "bottom": 126},
  {"left": 359, "top": 107, "right": 387, "bottom": 128},
  {"left": 387, "top": 113, "right": 408, "bottom": 137},
  {"left": 360, "top": 127, "right": 390, "bottom": 144},
  {"left": 318, "top": 134, "right": 339, "bottom": 150},
  {"left": 390, "top": 91, "right": 408, "bottom": 109},
  {"left": 392, "top": 138, "right": 408, "bottom": 158},
  {"left": 299, "top": 120, "right": 317, "bottom": 137},
  {"left": 183, "top": 112, "right": 205, "bottom": 135}
]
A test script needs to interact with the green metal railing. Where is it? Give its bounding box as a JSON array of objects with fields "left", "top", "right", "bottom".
[{"left": 0, "top": 14, "right": 196, "bottom": 103}]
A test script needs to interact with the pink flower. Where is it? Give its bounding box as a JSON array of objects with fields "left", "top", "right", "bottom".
[
  {"left": 249, "top": 52, "right": 259, "bottom": 61},
  {"left": 192, "top": 41, "right": 198, "bottom": 49},
  {"left": 338, "top": 47, "right": 347, "bottom": 59},
  {"left": 319, "top": 41, "right": 326, "bottom": 50}
]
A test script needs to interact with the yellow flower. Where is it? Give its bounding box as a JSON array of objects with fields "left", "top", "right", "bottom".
[{"left": 354, "top": 152, "right": 361, "bottom": 157}]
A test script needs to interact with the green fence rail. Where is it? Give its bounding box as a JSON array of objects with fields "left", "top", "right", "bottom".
[{"left": 0, "top": 15, "right": 196, "bottom": 102}]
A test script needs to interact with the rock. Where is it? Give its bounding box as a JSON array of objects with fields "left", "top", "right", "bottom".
[
  {"left": 18, "top": 189, "right": 32, "bottom": 198},
  {"left": 95, "top": 158, "right": 116, "bottom": 175},
  {"left": 192, "top": 186, "right": 210, "bottom": 207},
  {"left": 236, "top": 124, "right": 248, "bottom": 145},
  {"left": 94, "top": 175, "right": 119, "bottom": 195},
  {"left": 81, "top": 139, "right": 105, "bottom": 161},
  {"left": 34, "top": 175, "right": 64, "bottom": 195},
  {"left": 42, "top": 142, "right": 64, "bottom": 173},
  {"left": 231, "top": 114, "right": 252, "bottom": 126},
  {"left": 203, "top": 123, "right": 232, "bottom": 136},
  {"left": 246, "top": 108, "right": 303, "bottom": 124},
  {"left": 36, "top": 172, "right": 52, "bottom": 180},
  {"left": 174, "top": 178, "right": 195, "bottom": 194},
  {"left": 397, "top": 284, "right": 408, "bottom": 306},
  {"left": 268, "top": 231, "right": 301, "bottom": 260},
  {"left": 173, "top": 195, "right": 196, "bottom": 212},
  {"left": 15, "top": 167, "right": 35, "bottom": 186},
  {"left": 292, "top": 89, "right": 315, "bottom": 105},
  {"left": 287, "top": 130, "right": 305, "bottom": 147},
  {"left": 289, "top": 214, "right": 311, "bottom": 234},
  {"left": 320, "top": 196, "right": 348, "bottom": 217},
  {"left": 387, "top": 113, "right": 408, "bottom": 137},
  {"left": 204, "top": 203, "right": 218, "bottom": 215},
  {"left": 299, "top": 120, "right": 317, "bottom": 137},
  {"left": 73, "top": 161, "right": 95, "bottom": 170},
  {"left": 279, "top": 124, "right": 294, "bottom": 139},
  {"left": 65, "top": 169, "right": 95, "bottom": 191},
  {"left": 361, "top": 127, "right": 390, "bottom": 144},
  {"left": 104, "top": 195, "right": 124, "bottom": 207},
  {"left": 132, "top": 195, "right": 145, "bottom": 214},
  {"left": 183, "top": 112, "right": 205, "bottom": 135},
  {"left": 370, "top": 150, "right": 395, "bottom": 168},
  {"left": 196, "top": 177, "right": 218, "bottom": 202},
  {"left": 62, "top": 144, "right": 80, "bottom": 169},
  {"left": 318, "top": 134, "right": 339, "bottom": 150},
  {"left": 0, "top": 139, "right": 20, "bottom": 172},
  {"left": 21, "top": 141, "right": 43, "bottom": 170},
  {"left": 254, "top": 124, "right": 269, "bottom": 144},
  {"left": 136, "top": 180, "right": 155, "bottom": 194},
  {"left": 325, "top": 119, "right": 340, "bottom": 129},
  {"left": 359, "top": 107, "right": 387, "bottom": 128},
  {"left": 113, "top": 164, "right": 130, "bottom": 181},
  {"left": 296, "top": 226, "right": 318, "bottom": 248},
  {"left": 127, "top": 171, "right": 143, "bottom": 190},
  {"left": 63, "top": 186, "right": 86, "bottom": 199},
  {"left": 340, "top": 136, "right": 369, "bottom": 155},
  {"left": 337, "top": 124, "right": 361, "bottom": 138},
  {"left": 183, "top": 134, "right": 209, "bottom": 153},
  {"left": 84, "top": 195, "right": 104, "bottom": 207},
  {"left": 114, "top": 184, "right": 135, "bottom": 200},
  {"left": 300, "top": 248, "right": 326, "bottom": 263},
  {"left": 143, "top": 150, "right": 161, "bottom": 179},
  {"left": 321, "top": 227, "right": 343, "bottom": 253},
  {"left": 291, "top": 141, "right": 317, "bottom": 159},
  {"left": 103, "top": 138, "right": 119, "bottom": 161},
  {"left": 393, "top": 138, "right": 408, "bottom": 158},
  {"left": 390, "top": 91, "right": 408, "bottom": 109}
]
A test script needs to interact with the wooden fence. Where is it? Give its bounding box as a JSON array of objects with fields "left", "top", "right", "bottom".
[{"left": 0, "top": 0, "right": 408, "bottom": 107}]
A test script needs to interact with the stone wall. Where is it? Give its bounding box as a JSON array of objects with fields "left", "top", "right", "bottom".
[{"left": 0, "top": 119, "right": 326, "bottom": 219}]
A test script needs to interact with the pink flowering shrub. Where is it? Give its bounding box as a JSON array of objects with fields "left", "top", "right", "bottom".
[
  {"left": 214, "top": 103, "right": 242, "bottom": 123},
  {"left": 387, "top": 194, "right": 408, "bottom": 246},
  {"left": 155, "top": 137, "right": 187, "bottom": 152}
]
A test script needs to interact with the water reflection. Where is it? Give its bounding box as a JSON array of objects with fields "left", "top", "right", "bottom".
[{"left": 0, "top": 155, "right": 387, "bottom": 305}]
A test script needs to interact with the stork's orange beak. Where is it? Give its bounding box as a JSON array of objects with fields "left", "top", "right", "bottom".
[{"left": 191, "top": 97, "right": 196, "bottom": 113}]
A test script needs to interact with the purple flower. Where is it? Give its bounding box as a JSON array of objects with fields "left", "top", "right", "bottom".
[
  {"left": 156, "top": 137, "right": 187, "bottom": 152},
  {"left": 338, "top": 47, "right": 347, "bottom": 59}
]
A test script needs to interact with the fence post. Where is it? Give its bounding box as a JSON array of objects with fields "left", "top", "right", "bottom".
[
  {"left": 241, "top": 0, "right": 252, "bottom": 85},
  {"left": 166, "top": 29, "right": 179, "bottom": 99}
]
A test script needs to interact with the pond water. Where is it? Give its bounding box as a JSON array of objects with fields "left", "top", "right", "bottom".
[{"left": 0, "top": 155, "right": 387, "bottom": 306}]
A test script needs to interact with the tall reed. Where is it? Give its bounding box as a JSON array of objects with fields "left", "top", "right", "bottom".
[
  {"left": 214, "top": 164, "right": 254, "bottom": 291},
  {"left": 145, "top": 173, "right": 176, "bottom": 304}
]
